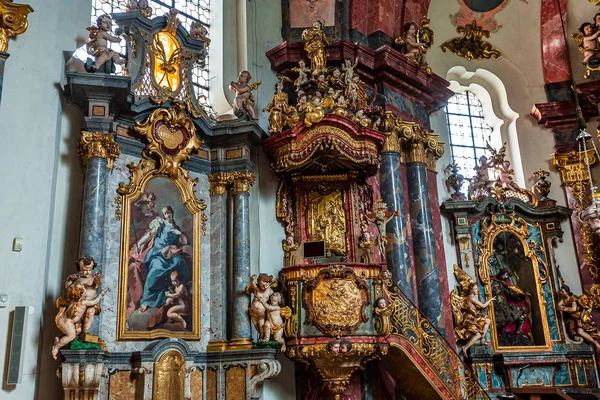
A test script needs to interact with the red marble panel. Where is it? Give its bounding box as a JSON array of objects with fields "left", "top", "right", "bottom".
[
  {"left": 366, "top": 0, "right": 401, "bottom": 37},
  {"left": 541, "top": 0, "right": 570, "bottom": 84},
  {"left": 290, "top": 0, "right": 336, "bottom": 28},
  {"left": 350, "top": 0, "right": 369, "bottom": 35},
  {"left": 403, "top": 0, "right": 431, "bottom": 27},
  {"left": 428, "top": 169, "right": 455, "bottom": 346}
]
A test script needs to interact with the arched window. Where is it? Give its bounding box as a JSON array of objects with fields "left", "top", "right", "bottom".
[
  {"left": 91, "top": 0, "right": 210, "bottom": 109},
  {"left": 445, "top": 91, "right": 501, "bottom": 178}
]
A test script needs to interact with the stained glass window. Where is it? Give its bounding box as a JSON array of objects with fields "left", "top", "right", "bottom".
[
  {"left": 91, "top": 0, "right": 211, "bottom": 110},
  {"left": 445, "top": 91, "right": 497, "bottom": 179}
]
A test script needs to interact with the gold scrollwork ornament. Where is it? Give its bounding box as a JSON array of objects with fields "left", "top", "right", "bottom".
[
  {"left": 78, "top": 131, "right": 121, "bottom": 169},
  {"left": 0, "top": 0, "right": 33, "bottom": 53},
  {"left": 440, "top": 20, "right": 501, "bottom": 61}
]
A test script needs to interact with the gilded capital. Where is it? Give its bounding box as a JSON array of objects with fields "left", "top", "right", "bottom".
[
  {"left": 0, "top": 0, "right": 33, "bottom": 53},
  {"left": 78, "top": 131, "right": 120, "bottom": 169},
  {"left": 208, "top": 172, "right": 232, "bottom": 195},
  {"left": 231, "top": 171, "right": 256, "bottom": 193},
  {"left": 382, "top": 130, "right": 401, "bottom": 153},
  {"left": 397, "top": 122, "right": 445, "bottom": 170},
  {"left": 552, "top": 149, "right": 597, "bottom": 194}
]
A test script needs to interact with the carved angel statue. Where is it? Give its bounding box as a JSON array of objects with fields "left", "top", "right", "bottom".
[
  {"left": 230, "top": 70, "right": 261, "bottom": 120},
  {"left": 126, "top": 0, "right": 152, "bottom": 17},
  {"left": 557, "top": 285, "right": 600, "bottom": 352},
  {"left": 258, "top": 292, "right": 291, "bottom": 351},
  {"left": 395, "top": 19, "right": 433, "bottom": 74},
  {"left": 52, "top": 257, "right": 109, "bottom": 359},
  {"left": 246, "top": 274, "right": 278, "bottom": 341},
  {"left": 573, "top": 23, "right": 600, "bottom": 66},
  {"left": 451, "top": 265, "right": 495, "bottom": 357},
  {"left": 85, "top": 14, "right": 126, "bottom": 73},
  {"left": 301, "top": 19, "right": 329, "bottom": 75}
]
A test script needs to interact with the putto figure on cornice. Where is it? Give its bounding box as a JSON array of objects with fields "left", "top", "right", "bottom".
[{"left": 263, "top": 18, "right": 386, "bottom": 134}]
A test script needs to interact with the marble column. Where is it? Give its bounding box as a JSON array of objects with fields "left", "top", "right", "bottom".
[
  {"left": 228, "top": 171, "right": 255, "bottom": 350},
  {"left": 406, "top": 143, "right": 443, "bottom": 332},
  {"left": 78, "top": 131, "right": 120, "bottom": 264},
  {"left": 379, "top": 131, "right": 414, "bottom": 301},
  {"left": 207, "top": 173, "right": 231, "bottom": 351}
]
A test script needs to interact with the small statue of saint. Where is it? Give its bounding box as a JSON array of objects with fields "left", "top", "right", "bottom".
[{"left": 302, "top": 19, "right": 329, "bottom": 76}]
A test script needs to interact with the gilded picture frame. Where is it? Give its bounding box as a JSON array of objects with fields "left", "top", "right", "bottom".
[
  {"left": 116, "top": 105, "right": 206, "bottom": 340},
  {"left": 476, "top": 213, "right": 553, "bottom": 353}
]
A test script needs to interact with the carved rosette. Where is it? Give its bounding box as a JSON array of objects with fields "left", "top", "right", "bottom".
[
  {"left": 78, "top": 131, "right": 121, "bottom": 169},
  {"left": 0, "top": 0, "right": 33, "bottom": 53},
  {"left": 302, "top": 266, "right": 371, "bottom": 337},
  {"left": 440, "top": 20, "right": 501, "bottom": 61}
]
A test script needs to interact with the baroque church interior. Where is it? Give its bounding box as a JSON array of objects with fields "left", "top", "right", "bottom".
[{"left": 5, "top": 0, "right": 600, "bottom": 399}]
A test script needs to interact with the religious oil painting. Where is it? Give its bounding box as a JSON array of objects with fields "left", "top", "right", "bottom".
[{"left": 117, "top": 175, "right": 201, "bottom": 340}]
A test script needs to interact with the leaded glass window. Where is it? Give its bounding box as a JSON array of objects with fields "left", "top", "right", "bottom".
[
  {"left": 445, "top": 91, "right": 497, "bottom": 178},
  {"left": 91, "top": 0, "right": 210, "bottom": 110}
]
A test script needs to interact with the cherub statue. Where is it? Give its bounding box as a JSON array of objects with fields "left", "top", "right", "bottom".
[
  {"left": 576, "top": 23, "right": 600, "bottom": 65},
  {"left": 315, "top": 73, "right": 329, "bottom": 92},
  {"left": 328, "top": 339, "right": 341, "bottom": 354},
  {"left": 358, "top": 231, "right": 376, "bottom": 263},
  {"left": 451, "top": 265, "right": 495, "bottom": 357},
  {"left": 291, "top": 59, "right": 311, "bottom": 92},
  {"left": 230, "top": 70, "right": 261, "bottom": 120},
  {"left": 353, "top": 109, "right": 372, "bottom": 128},
  {"left": 341, "top": 57, "right": 359, "bottom": 86},
  {"left": 52, "top": 257, "right": 109, "bottom": 359},
  {"left": 164, "top": 271, "right": 190, "bottom": 329},
  {"left": 126, "top": 0, "right": 152, "bottom": 17},
  {"left": 322, "top": 87, "right": 338, "bottom": 109},
  {"left": 85, "top": 14, "right": 126, "bottom": 73},
  {"left": 303, "top": 96, "right": 325, "bottom": 127},
  {"left": 189, "top": 21, "right": 209, "bottom": 40},
  {"left": 366, "top": 200, "right": 399, "bottom": 260},
  {"left": 340, "top": 341, "right": 352, "bottom": 353},
  {"left": 258, "top": 292, "right": 291, "bottom": 351},
  {"left": 333, "top": 94, "right": 349, "bottom": 117},
  {"left": 496, "top": 160, "right": 520, "bottom": 191},
  {"left": 558, "top": 285, "right": 600, "bottom": 351},
  {"left": 63, "top": 257, "right": 105, "bottom": 335},
  {"left": 374, "top": 297, "right": 392, "bottom": 336},
  {"left": 302, "top": 19, "right": 329, "bottom": 75},
  {"left": 396, "top": 21, "right": 432, "bottom": 73},
  {"left": 245, "top": 273, "right": 277, "bottom": 338},
  {"left": 329, "top": 67, "right": 345, "bottom": 89},
  {"left": 282, "top": 234, "right": 300, "bottom": 266}
]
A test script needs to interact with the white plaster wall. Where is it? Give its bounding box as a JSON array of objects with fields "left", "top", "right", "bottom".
[
  {"left": 0, "top": 1, "right": 91, "bottom": 399},
  {"left": 427, "top": 0, "right": 582, "bottom": 292}
]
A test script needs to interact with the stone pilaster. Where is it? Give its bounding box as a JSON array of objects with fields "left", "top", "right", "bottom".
[
  {"left": 207, "top": 172, "right": 232, "bottom": 351},
  {"left": 228, "top": 171, "right": 255, "bottom": 349}
]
